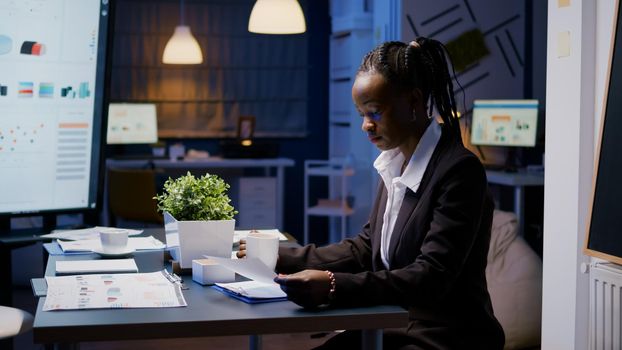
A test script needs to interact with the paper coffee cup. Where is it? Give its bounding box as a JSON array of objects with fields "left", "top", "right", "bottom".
[
  {"left": 245, "top": 232, "right": 279, "bottom": 271},
  {"left": 99, "top": 228, "right": 129, "bottom": 254}
]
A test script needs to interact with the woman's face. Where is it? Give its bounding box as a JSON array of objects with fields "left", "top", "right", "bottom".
[{"left": 352, "top": 72, "right": 418, "bottom": 152}]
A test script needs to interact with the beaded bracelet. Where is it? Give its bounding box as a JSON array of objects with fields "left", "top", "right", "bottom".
[{"left": 325, "top": 270, "right": 336, "bottom": 302}]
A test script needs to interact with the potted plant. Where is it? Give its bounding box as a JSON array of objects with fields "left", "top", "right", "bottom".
[{"left": 155, "top": 172, "right": 238, "bottom": 269}]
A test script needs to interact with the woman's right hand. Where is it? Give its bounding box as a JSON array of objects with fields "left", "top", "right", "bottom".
[{"left": 236, "top": 239, "right": 246, "bottom": 259}]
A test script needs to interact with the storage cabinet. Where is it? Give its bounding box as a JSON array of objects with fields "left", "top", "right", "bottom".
[
  {"left": 236, "top": 177, "right": 277, "bottom": 230},
  {"left": 103, "top": 158, "right": 293, "bottom": 230},
  {"left": 303, "top": 160, "right": 354, "bottom": 244},
  {"left": 325, "top": 1, "right": 375, "bottom": 237}
]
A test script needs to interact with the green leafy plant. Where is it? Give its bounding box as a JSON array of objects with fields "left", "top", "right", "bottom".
[{"left": 154, "top": 172, "right": 238, "bottom": 221}]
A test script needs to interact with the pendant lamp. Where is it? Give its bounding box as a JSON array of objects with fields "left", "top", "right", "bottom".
[
  {"left": 248, "top": 0, "right": 306, "bottom": 34},
  {"left": 163, "top": 0, "right": 203, "bottom": 64}
]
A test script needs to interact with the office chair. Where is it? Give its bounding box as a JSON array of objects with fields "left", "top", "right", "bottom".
[
  {"left": 107, "top": 167, "right": 164, "bottom": 227},
  {"left": 0, "top": 306, "right": 34, "bottom": 350}
]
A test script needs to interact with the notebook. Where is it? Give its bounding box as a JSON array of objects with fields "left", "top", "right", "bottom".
[{"left": 55, "top": 259, "right": 138, "bottom": 275}]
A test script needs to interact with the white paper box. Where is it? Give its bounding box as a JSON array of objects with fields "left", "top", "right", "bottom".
[{"left": 192, "top": 259, "right": 235, "bottom": 285}]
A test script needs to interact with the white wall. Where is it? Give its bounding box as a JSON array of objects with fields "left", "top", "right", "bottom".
[{"left": 542, "top": 0, "right": 616, "bottom": 348}]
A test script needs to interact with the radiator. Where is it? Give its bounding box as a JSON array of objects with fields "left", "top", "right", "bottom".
[{"left": 589, "top": 262, "right": 622, "bottom": 350}]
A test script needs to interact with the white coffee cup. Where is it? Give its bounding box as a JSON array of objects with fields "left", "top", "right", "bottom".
[
  {"left": 99, "top": 228, "right": 129, "bottom": 254},
  {"left": 245, "top": 232, "right": 279, "bottom": 271}
]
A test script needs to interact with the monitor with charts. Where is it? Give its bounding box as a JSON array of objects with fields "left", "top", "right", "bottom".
[
  {"left": 106, "top": 103, "right": 158, "bottom": 145},
  {"left": 0, "top": 0, "right": 112, "bottom": 217},
  {"left": 470, "top": 99, "right": 539, "bottom": 147}
]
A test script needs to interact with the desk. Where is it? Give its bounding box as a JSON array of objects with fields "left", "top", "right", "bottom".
[
  {"left": 0, "top": 229, "right": 51, "bottom": 307},
  {"left": 106, "top": 157, "right": 295, "bottom": 230},
  {"left": 32, "top": 229, "right": 408, "bottom": 350},
  {"left": 486, "top": 169, "right": 544, "bottom": 236}
]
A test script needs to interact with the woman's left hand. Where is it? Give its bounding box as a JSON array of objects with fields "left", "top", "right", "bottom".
[
  {"left": 235, "top": 239, "right": 246, "bottom": 259},
  {"left": 274, "top": 269, "right": 331, "bottom": 308}
]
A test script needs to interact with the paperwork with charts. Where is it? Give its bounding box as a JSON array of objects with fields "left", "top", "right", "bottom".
[{"left": 43, "top": 270, "right": 187, "bottom": 311}]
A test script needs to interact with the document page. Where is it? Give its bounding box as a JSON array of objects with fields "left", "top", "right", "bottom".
[
  {"left": 41, "top": 226, "right": 142, "bottom": 241},
  {"left": 207, "top": 256, "right": 287, "bottom": 303},
  {"left": 43, "top": 270, "right": 187, "bottom": 311},
  {"left": 55, "top": 259, "right": 139, "bottom": 275},
  {"left": 215, "top": 280, "right": 286, "bottom": 299},
  {"left": 57, "top": 236, "right": 165, "bottom": 253},
  {"left": 205, "top": 256, "right": 275, "bottom": 284}
]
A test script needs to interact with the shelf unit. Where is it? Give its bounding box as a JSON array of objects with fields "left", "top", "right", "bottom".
[
  {"left": 304, "top": 160, "right": 355, "bottom": 245},
  {"left": 326, "top": 0, "right": 375, "bottom": 238}
]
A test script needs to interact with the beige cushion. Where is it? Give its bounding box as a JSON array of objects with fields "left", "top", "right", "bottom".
[
  {"left": 486, "top": 210, "right": 542, "bottom": 350},
  {"left": 0, "top": 306, "right": 34, "bottom": 339}
]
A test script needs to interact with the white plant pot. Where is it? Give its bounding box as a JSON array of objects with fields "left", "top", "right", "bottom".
[{"left": 164, "top": 212, "right": 235, "bottom": 269}]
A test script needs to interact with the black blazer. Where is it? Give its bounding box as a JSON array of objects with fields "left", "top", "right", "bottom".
[{"left": 278, "top": 127, "right": 505, "bottom": 349}]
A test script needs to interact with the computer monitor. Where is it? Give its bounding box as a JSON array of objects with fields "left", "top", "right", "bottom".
[
  {"left": 470, "top": 99, "right": 539, "bottom": 147},
  {"left": 0, "top": 0, "right": 112, "bottom": 218},
  {"left": 106, "top": 103, "right": 158, "bottom": 145}
]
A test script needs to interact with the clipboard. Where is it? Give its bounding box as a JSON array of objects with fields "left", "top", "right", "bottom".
[{"left": 212, "top": 285, "right": 288, "bottom": 304}]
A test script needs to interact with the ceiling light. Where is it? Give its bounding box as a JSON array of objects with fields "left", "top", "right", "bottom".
[
  {"left": 248, "top": 0, "right": 306, "bottom": 35},
  {"left": 163, "top": 0, "right": 203, "bottom": 64}
]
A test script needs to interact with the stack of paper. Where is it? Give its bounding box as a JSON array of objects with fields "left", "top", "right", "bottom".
[
  {"left": 41, "top": 226, "right": 143, "bottom": 241},
  {"left": 57, "top": 236, "right": 166, "bottom": 253},
  {"left": 206, "top": 256, "right": 287, "bottom": 303},
  {"left": 214, "top": 281, "right": 287, "bottom": 304},
  {"left": 55, "top": 259, "right": 139, "bottom": 275}
]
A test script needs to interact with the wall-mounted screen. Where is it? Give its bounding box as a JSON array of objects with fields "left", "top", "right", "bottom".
[
  {"left": 106, "top": 103, "right": 158, "bottom": 145},
  {"left": 470, "top": 99, "right": 539, "bottom": 147},
  {"left": 0, "top": 0, "right": 111, "bottom": 215}
]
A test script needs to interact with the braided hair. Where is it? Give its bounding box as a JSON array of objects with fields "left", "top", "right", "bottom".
[{"left": 357, "top": 37, "right": 463, "bottom": 142}]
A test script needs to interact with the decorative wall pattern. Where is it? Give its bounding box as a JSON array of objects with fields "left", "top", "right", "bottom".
[
  {"left": 403, "top": 0, "right": 525, "bottom": 111},
  {"left": 402, "top": 0, "right": 526, "bottom": 164}
]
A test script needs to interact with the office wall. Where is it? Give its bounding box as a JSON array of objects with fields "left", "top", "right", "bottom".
[
  {"left": 109, "top": 0, "right": 331, "bottom": 239},
  {"left": 542, "top": 0, "right": 615, "bottom": 348},
  {"left": 400, "top": 0, "right": 529, "bottom": 168},
  {"left": 402, "top": 0, "right": 526, "bottom": 110},
  {"left": 111, "top": 0, "right": 309, "bottom": 138}
]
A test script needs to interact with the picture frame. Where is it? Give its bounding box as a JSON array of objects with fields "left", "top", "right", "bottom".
[{"left": 237, "top": 115, "right": 256, "bottom": 140}]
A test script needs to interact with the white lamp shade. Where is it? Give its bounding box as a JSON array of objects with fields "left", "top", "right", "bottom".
[
  {"left": 162, "top": 25, "right": 203, "bottom": 64},
  {"left": 248, "top": 0, "right": 306, "bottom": 34}
]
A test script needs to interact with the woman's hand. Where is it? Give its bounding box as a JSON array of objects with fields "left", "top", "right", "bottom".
[
  {"left": 274, "top": 270, "right": 331, "bottom": 308},
  {"left": 235, "top": 239, "right": 246, "bottom": 259}
]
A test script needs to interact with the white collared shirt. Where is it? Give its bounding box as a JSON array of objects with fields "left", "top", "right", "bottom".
[{"left": 373, "top": 121, "right": 442, "bottom": 269}]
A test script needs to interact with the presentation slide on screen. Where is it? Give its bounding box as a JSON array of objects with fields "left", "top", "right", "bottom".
[
  {"left": 470, "top": 100, "right": 538, "bottom": 147},
  {"left": 0, "top": 0, "right": 100, "bottom": 213}
]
